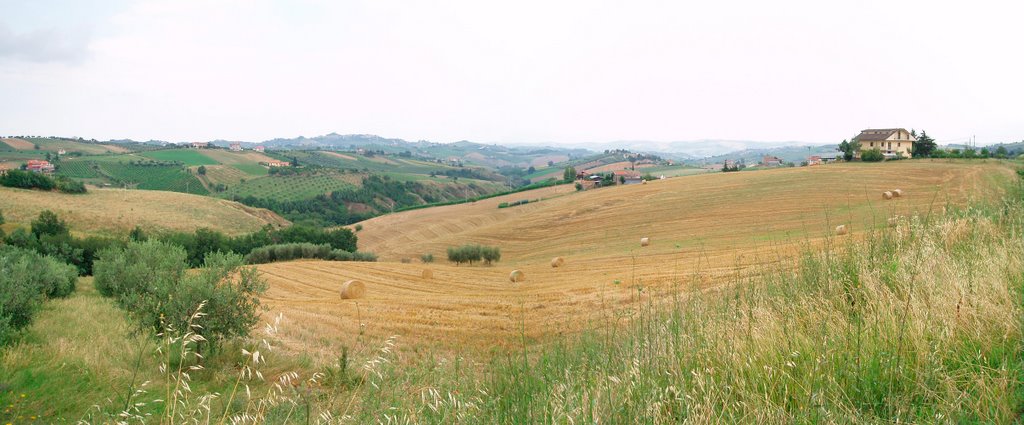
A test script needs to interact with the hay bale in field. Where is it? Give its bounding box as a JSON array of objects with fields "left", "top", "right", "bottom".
[
  {"left": 882, "top": 191, "right": 893, "bottom": 200},
  {"left": 640, "top": 237, "right": 650, "bottom": 247},
  {"left": 835, "top": 224, "right": 848, "bottom": 236},
  {"left": 641, "top": 180, "right": 647, "bottom": 185},
  {"left": 550, "top": 257, "right": 564, "bottom": 268},
  {"left": 339, "top": 280, "right": 365, "bottom": 299},
  {"left": 892, "top": 189, "right": 903, "bottom": 197},
  {"left": 421, "top": 269, "right": 433, "bottom": 279},
  {"left": 509, "top": 270, "right": 525, "bottom": 282}
]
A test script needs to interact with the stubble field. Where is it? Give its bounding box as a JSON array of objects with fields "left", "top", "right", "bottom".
[{"left": 257, "top": 161, "right": 1017, "bottom": 357}]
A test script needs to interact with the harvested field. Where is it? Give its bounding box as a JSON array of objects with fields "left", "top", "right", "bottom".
[
  {"left": 259, "top": 161, "right": 1018, "bottom": 356},
  {"left": 321, "top": 151, "right": 357, "bottom": 161},
  {"left": 0, "top": 186, "right": 288, "bottom": 236},
  {"left": 1, "top": 137, "right": 35, "bottom": 150}
]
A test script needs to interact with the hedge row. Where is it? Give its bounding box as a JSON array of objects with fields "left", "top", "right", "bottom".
[{"left": 244, "top": 242, "right": 378, "bottom": 264}]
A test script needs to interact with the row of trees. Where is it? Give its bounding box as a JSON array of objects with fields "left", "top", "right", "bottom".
[
  {"left": 243, "top": 242, "right": 377, "bottom": 264},
  {"left": 0, "top": 169, "right": 86, "bottom": 193},
  {"left": 447, "top": 244, "right": 501, "bottom": 265},
  {"left": 1, "top": 209, "right": 359, "bottom": 273}
]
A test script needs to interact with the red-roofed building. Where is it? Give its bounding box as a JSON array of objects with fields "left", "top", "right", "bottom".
[{"left": 26, "top": 160, "right": 55, "bottom": 173}]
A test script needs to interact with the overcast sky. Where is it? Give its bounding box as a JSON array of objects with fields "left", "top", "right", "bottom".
[{"left": 1, "top": 0, "right": 1022, "bottom": 147}]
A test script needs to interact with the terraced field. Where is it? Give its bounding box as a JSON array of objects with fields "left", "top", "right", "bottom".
[{"left": 258, "top": 160, "right": 1018, "bottom": 357}]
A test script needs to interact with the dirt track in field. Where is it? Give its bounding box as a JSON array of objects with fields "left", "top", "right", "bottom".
[{"left": 258, "top": 161, "right": 1017, "bottom": 356}]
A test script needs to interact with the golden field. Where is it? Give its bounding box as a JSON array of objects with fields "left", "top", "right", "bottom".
[
  {"left": 0, "top": 186, "right": 288, "bottom": 236},
  {"left": 258, "top": 160, "right": 1017, "bottom": 357}
]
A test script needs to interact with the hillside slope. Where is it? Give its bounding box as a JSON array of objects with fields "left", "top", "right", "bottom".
[
  {"left": 0, "top": 187, "right": 289, "bottom": 236},
  {"left": 259, "top": 160, "right": 1017, "bottom": 354}
]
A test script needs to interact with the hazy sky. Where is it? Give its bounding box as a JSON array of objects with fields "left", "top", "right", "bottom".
[{"left": 1, "top": 0, "right": 1022, "bottom": 146}]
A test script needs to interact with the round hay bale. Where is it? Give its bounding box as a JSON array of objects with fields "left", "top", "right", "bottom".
[
  {"left": 640, "top": 237, "right": 650, "bottom": 247},
  {"left": 550, "top": 257, "right": 565, "bottom": 268},
  {"left": 641, "top": 180, "right": 648, "bottom": 185},
  {"left": 882, "top": 191, "right": 893, "bottom": 200},
  {"left": 892, "top": 189, "right": 903, "bottom": 197},
  {"left": 509, "top": 270, "right": 525, "bottom": 283},
  {"left": 835, "top": 224, "right": 848, "bottom": 236},
  {"left": 421, "top": 269, "right": 433, "bottom": 279},
  {"left": 339, "top": 280, "right": 365, "bottom": 299}
]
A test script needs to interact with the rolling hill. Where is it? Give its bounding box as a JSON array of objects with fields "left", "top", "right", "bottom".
[
  {"left": 256, "top": 160, "right": 1018, "bottom": 355},
  {"left": 0, "top": 186, "right": 288, "bottom": 236}
]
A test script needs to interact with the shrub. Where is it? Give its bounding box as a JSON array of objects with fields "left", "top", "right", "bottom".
[
  {"left": 327, "top": 250, "right": 377, "bottom": 262},
  {"left": 354, "top": 224, "right": 363, "bottom": 232},
  {"left": 94, "top": 241, "right": 267, "bottom": 351},
  {"left": 94, "top": 239, "right": 187, "bottom": 298},
  {"left": 0, "top": 245, "right": 78, "bottom": 345},
  {"left": 54, "top": 176, "right": 86, "bottom": 194},
  {"left": 31, "top": 210, "right": 69, "bottom": 238},
  {"left": 860, "top": 148, "right": 885, "bottom": 162},
  {"left": 420, "top": 253, "right": 434, "bottom": 263}
]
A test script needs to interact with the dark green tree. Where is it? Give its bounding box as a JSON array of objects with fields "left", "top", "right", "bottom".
[
  {"left": 995, "top": 146, "right": 1009, "bottom": 158},
  {"left": 838, "top": 139, "right": 859, "bottom": 161},
  {"left": 197, "top": 165, "right": 207, "bottom": 175},
  {"left": 913, "top": 130, "right": 937, "bottom": 157},
  {"left": 563, "top": 166, "right": 577, "bottom": 183},
  {"left": 31, "top": 210, "right": 69, "bottom": 238}
]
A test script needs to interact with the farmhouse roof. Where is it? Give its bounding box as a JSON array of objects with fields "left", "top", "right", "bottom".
[{"left": 853, "top": 128, "right": 907, "bottom": 142}]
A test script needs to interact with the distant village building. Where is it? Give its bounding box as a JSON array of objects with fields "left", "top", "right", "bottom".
[
  {"left": 25, "top": 159, "right": 55, "bottom": 173},
  {"left": 761, "top": 155, "right": 784, "bottom": 167},
  {"left": 190, "top": 142, "right": 210, "bottom": 149},
  {"left": 254, "top": 145, "right": 265, "bottom": 153},
  {"left": 263, "top": 160, "right": 290, "bottom": 167},
  {"left": 229, "top": 143, "right": 242, "bottom": 151},
  {"left": 852, "top": 128, "right": 916, "bottom": 159},
  {"left": 613, "top": 170, "right": 643, "bottom": 185},
  {"left": 807, "top": 155, "right": 823, "bottom": 166},
  {"left": 724, "top": 159, "right": 737, "bottom": 169},
  {"left": 57, "top": 148, "right": 67, "bottom": 155}
]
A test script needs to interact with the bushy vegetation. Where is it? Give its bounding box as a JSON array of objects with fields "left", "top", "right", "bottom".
[
  {"left": 0, "top": 169, "right": 87, "bottom": 193},
  {"left": 497, "top": 198, "right": 536, "bottom": 208},
  {"left": 420, "top": 253, "right": 434, "bottom": 263},
  {"left": 93, "top": 240, "right": 267, "bottom": 351},
  {"left": 244, "top": 242, "right": 377, "bottom": 264},
  {"left": 446, "top": 244, "right": 501, "bottom": 265},
  {"left": 159, "top": 224, "right": 357, "bottom": 267},
  {"left": 860, "top": 147, "right": 885, "bottom": 162},
  {"left": 3, "top": 210, "right": 123, "bottom": 275},
  {"left": 0, "top": 245, "right": 78, "bottom": 345}
]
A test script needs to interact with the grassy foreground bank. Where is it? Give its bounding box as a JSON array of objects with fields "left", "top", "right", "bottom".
[{"left": 2, "top": 178, "right": 1023, "bottom": 423}]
